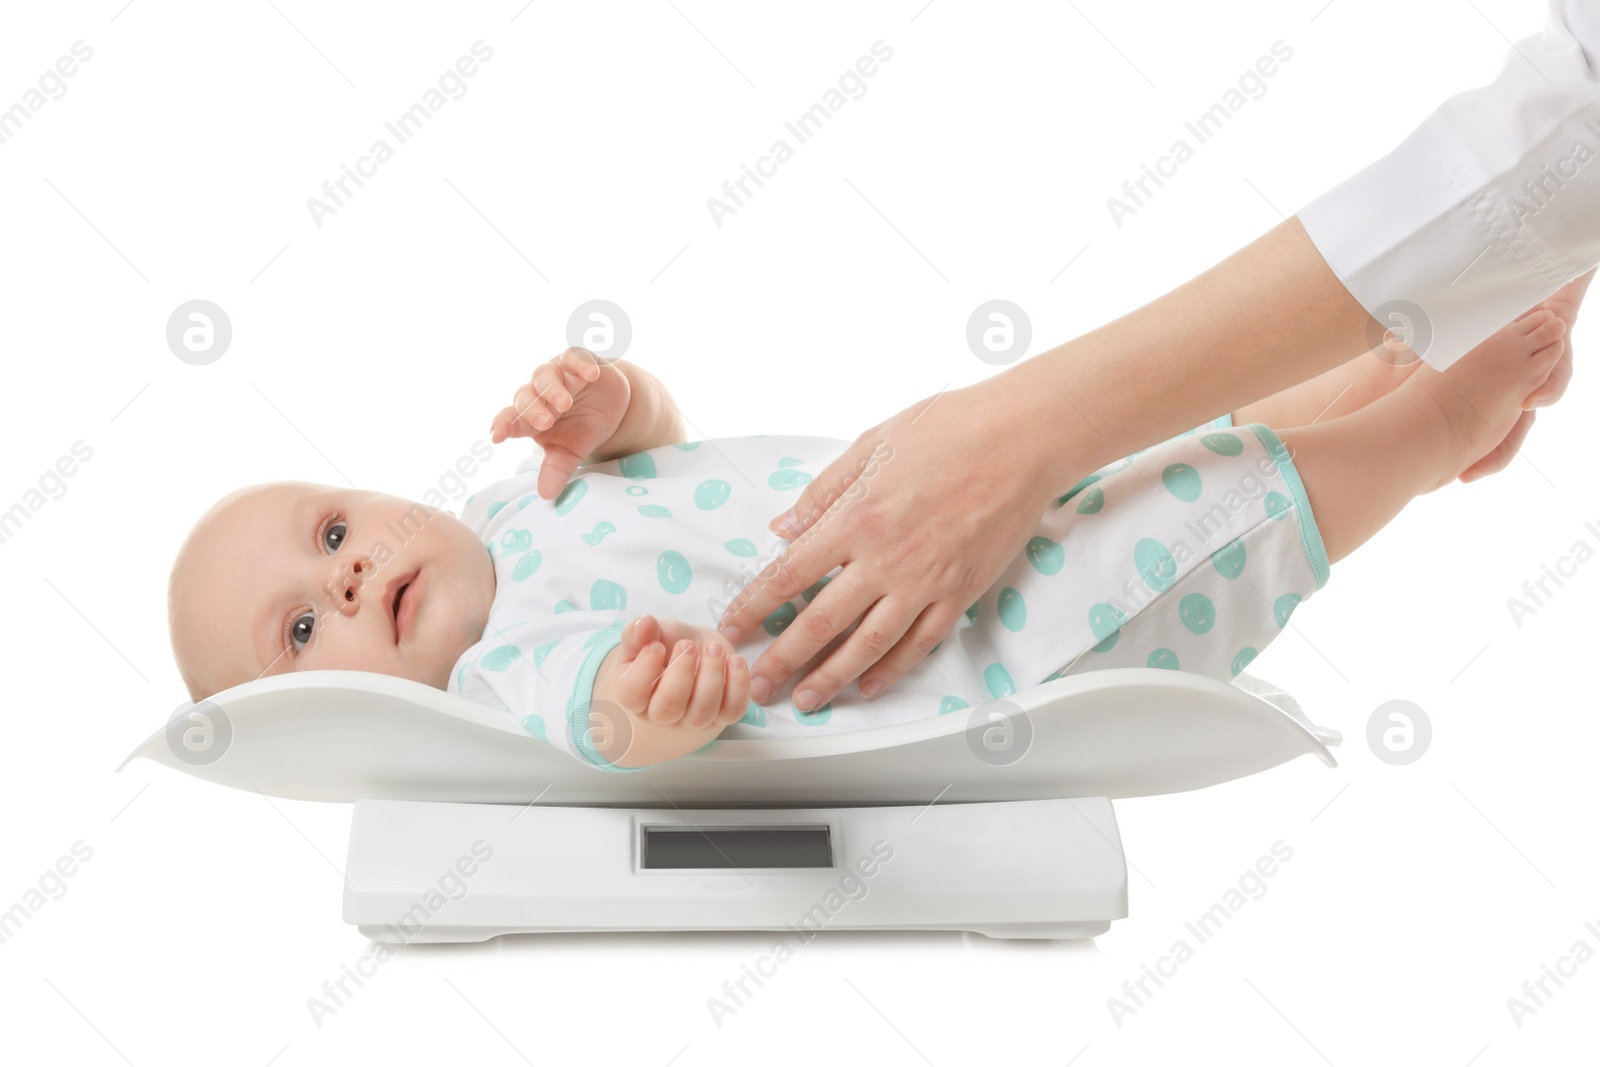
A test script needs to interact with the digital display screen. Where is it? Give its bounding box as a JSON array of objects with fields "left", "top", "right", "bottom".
[{"left": 641, "top": 826, "right": 833, "bottom": 869}]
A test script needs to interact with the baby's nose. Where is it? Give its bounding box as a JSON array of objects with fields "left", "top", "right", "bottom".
[{"left": 333, "top": 558, "right": 371, "bottom": 606}]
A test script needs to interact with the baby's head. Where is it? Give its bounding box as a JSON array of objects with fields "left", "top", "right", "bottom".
[{"left": 168, "top": 481, "right": 496, "bottom": 703}]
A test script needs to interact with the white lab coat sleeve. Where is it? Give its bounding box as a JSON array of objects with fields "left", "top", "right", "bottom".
[{"left": 1297, "top": 0, "right": 1600, "bottom": 369}]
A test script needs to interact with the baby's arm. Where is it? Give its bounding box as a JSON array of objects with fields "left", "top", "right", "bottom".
[
  {"left": 490, "top": 349, "right": 688, "bottom": 501},
  {"left": 588, "top": 614, "right": 750, "bottom": 768},
  {"left": 583, "top": 359, "right": 687, "bottom": 465}
]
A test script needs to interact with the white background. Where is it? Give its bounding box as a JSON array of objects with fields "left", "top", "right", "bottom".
[{"left": 2, "top": 0, "right": 1596, "bottom": 1063}]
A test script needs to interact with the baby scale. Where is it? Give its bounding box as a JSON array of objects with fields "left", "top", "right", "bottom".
[{"left": 120, "top": 667, "right": 1339, "bottom": 941}]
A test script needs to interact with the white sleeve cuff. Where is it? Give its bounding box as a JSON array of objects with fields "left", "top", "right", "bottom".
[{"left": 1298, "top": 0, "right": 1600, "bottom": 369}]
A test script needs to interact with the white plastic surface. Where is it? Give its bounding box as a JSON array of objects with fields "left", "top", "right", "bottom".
[
  {"left": 343, "top": 796, "right": 1128, "bottom": 942},
  {"left": 121, "top": 667, "right": 1338, "bottom": 806}
]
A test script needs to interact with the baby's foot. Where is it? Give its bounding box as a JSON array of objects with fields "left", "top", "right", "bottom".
[
  {"left": 1455, "top": 273, "right": 1592, "bottom": 481},
  {"left": 1524, "top": 266, "right": 1593, "bottom": 408},
  {"left": 1395, "top": 309, "right": 1566, "bottom": 491}
]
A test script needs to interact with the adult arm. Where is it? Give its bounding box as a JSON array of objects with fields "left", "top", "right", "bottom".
[
  {"left": 715, "top": 216, "right": 1376, "bottom": 710},
  {"left": 717, "top": 0, "right": 1600, "bottom": 710}
]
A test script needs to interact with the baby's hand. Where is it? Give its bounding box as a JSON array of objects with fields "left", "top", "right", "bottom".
[
  {"left": 489, "top": 347, "right": 632, "bottom": 501},
  {"left": 590, "top": 615, "right": 751, "bottom": 765}
]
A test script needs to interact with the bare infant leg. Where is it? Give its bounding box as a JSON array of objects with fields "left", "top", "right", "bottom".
[
  {"left": 1231, "top": 346, "right": 1421, "bottom": 429},
  {"left": 1274, "top": 309, "right": 1567, "bottom": 565}
]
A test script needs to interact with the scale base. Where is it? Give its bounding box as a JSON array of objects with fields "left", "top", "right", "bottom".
[
  {"left": 356, "top": 920, "right": 1112, "bottom": 943},
  {"left": 345, "top": 796, "right": 1129, "bottom": 943}
]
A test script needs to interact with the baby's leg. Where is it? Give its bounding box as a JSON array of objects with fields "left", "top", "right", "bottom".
[
  {"left": 1231, "top": 270, "right": 1589, "bottom": 433},
  {"left": 1277, "top": 308, "right": 1565, "bottom": 563},
  {"left": 1231, "top": 345, "right": 1419, "bottom": 429},
  {"left": 1003, "top": 311, "right": 1566, "bottom": 687}
]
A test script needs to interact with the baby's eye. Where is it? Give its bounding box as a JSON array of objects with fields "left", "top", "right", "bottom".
[
  {"left": 288, "top": 612, "right": 316, "bottom": 652},
  {"left": 287, "top": 519, "right": 347, "bottom": 653}
]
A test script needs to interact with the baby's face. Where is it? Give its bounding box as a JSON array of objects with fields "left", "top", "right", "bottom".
[{"left": 170, "top": 481, "right": 495, "bottom": 699}]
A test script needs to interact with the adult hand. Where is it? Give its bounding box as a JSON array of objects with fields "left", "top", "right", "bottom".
[{"left": 714, "top": 376, "right": 1070, "bottom": 711}]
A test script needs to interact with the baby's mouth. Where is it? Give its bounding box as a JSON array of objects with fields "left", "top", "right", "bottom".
[{"left": 389, "top": 567, "right": 421, "bottom": 642}]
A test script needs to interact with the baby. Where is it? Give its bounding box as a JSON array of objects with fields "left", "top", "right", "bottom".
[{"left": 167, "top": 305, "right": 1574, "bottom": 771}]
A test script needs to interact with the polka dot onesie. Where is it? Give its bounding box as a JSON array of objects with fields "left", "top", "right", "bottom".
[{"left": 448, "top": 415, "right": 1330, "bottom": 772}]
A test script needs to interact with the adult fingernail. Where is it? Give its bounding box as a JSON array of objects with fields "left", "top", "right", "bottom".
[
  {"left": 861, "top": 679, "right": 882, "bottom": 698},
  {"left": 720, "top": 625, "right": 742, "bottom": 644},
  {"left": 750, "top": 677, "right": 772, "bottom": 702},
  {"left": 794, "top": 688, "right": 818, "bottom": 710},
  {"left": 771, "top": 509, "right": 798, "bottom": 537}
]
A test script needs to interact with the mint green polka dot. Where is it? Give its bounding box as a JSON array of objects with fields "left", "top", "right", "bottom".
[
  {"left": 517, "top": 495, "right": 535, "bottom": 510},
  {"left": 768, "top": 468, "right": 811, "bottom": 491},
  {"left": 695, "top": 479, "right": 732, "bottom": 510},
  {"left": 512, "top": 550, "right": 543, "bottom": 582},
  {"left": 725, "top": 538, "right": 758, "bottom": 557},
  {"left": 1135, "top": 537, "right": 1178, "bottom": 592},
  {"left": 964, "top": 603, "right": 979, "bottom": 624},
  {"left": 1231, "top": 647, "right": 1258, "bottom": 676},
  {"left": 1201, "top": 432, "right": 1243, "bottom": 456},
  {"left": 481, "top": 644, "right": 522, "bottom": 671},
  {"left": 1179, "top": 592, "right": 1215, "bottom": 634},
  {"left": 673, "top": 441, "right": 702, "bottom": 451},
  {"left": 533, "top": 638, "right": 560, "bottom": 668},
  {"left": 657, "top": 550, "right": 692, "bottom": 594},
  {"left": 777, "top": 456, "right": 803, "bottom": 467},
  {"left": 1211, "top": 538, "right": 1246, "bottom": 579},
  {"left": 519, "top": 714, "right": 547, "bottom": 741},
  {"left": 554, "top": 479, "right": 587, "bottom": 514},
  {"left": 802, "top": 576, "right": 831, "bottom": 603},
  {"left": 795, "top": 699, "right": 832, "bottom": 725},
  {"left": 997, "top": 587, "right": 1026, "bottom": 631},
  {"left": 456, "top": 661, "right": 468, "bottom": 690},
  {"left": 984, "top": 663, "right": 1016, "bottom": 698},
  {"left": 1148, "top": 648, "right": 1179, "bottom": 670},
  {"left": 930, "top": 641, "right": 942, "bottom": 655},
  {"left": 638, "top": 504, "right": 672, "bottom": 517},
  {"left": 1026, "top": 536, "right": 1064, "bottom": 575},
  {"left": 501, "top": 528, "right": 532, "bottom": 554},
  {"left": 1162, "top": 463, "right": 1202, "bottom": 502},
  {"left": 763, "top": 602, "right": 797, "bottom": 636},
  {"left": 619, "top": 453, "right": 656, "bottom": 479},
  {"left": 487, "top": 501, "right": 507, "bottom": 519},
  {"left": 1077, "top": 487, "right": 1105, "bottom": 514},
  {"left": 625, "top": 486, "right": 648, "bottom": 496},
  {"left": 1088, "top": 602, "right": 1127, "bottom": 652},
  {"left": 1058, "top": 474, "right": 1100, "bottom": 506},
  {"left": 590, "top": 579, "right": 626, "bottom": 611},
  {"left": 581, "top": 521, "right": 616, "bottom": 545},
  {"left": 939, "top": 696, "right": 969, "bottom": 715},
  {"left": 555, "top": 599, "right": 578, "bottom": 613},
  {"left": 466, "top": 493, "right": 477, "bottom": 505},
  {"left": 1265, "top": 491, "right": 1290, "bottom": 520},
  {"left": 1273, "top": 593, "right": 1302, "bottom": 627},
  {"left": 739, "top": 701, "right": 766, "bottom": 726}
]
